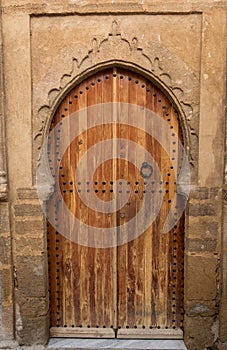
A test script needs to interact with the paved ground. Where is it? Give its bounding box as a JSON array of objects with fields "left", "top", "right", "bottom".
[
  {"left": 48, "top": 338, "right": 187, "bottom": 350},
  {"left": 0, "top": 339, "right": 187, "bottom": 350}
]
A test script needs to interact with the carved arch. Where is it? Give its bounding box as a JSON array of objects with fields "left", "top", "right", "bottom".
[{"left": 33, "top": 20, "right": 199, "bottom": 185}]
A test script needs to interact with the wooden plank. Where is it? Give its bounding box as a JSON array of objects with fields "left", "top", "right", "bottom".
[
  {"left": 135, "top": 73, "right": 147, "bottom": 329},
  {"left": 50, "top": 327, "right": 115, "bottom": 338},
  {"left": 126, "top": 71, "right": 138, "bottom": 329},
  {"left": 112, "top": 66, "right": 118, "bottom": 331},
  {"left": 144, "top": 79, "right": 154, "bottom": 329},
  {"left": 77, "top": 79, "right": 90, "bottom": 328},
  {"left": 101, "top": 69, "right": 116, "bottom": 329},
  {"left": 88, "top": 72, "right": 99, "bottom": 328},
  {"left": 116, "top": 68, "right": 129, "bottom": 330},
  {"left": 69, "top": 83, "right": 81, "bottom": 328},
  {"left": 117, "top": 328, "right": 183, "bottom": 339},
  {"left": 62, "top": 95, "right": 75, "bottom": 327}
]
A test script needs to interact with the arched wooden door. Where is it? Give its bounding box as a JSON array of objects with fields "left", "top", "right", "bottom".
[{"left": 47, "top": 67, "right": 184, "bottom": 339}]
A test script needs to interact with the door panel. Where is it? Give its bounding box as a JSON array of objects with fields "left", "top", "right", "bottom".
[
  {"left": 48, "top": 70, "right": 117, "bottom": 336},
  {"left": 47, "top": 67, "right": 184, "bottom": 338}
]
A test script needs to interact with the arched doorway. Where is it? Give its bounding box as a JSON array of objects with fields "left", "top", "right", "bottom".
[{"left": 47, "top": 67, "right": 185, "bottom": 339}]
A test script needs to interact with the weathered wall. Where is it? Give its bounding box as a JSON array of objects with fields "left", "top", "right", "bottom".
[
  {"left": 0, "top": 1, "right": 226, "bottom": 349},
  {"left": 0, "top": 0, "right": 14, "bottom": 343}
]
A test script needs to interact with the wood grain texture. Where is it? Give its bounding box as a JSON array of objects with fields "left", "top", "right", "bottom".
[
  {"left": 117, "top": 328, "right": 183, "bottom": 339},
  {"left": 50, "top": 327, "right": 115, "bottom": 338},
  {"left": 47, "top": 67, "right": 184, "bottom": 338}
]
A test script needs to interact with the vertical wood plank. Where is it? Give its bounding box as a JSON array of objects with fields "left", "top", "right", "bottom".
[{"left": 117, "top": 68, "right": 129, "bottom": 330}]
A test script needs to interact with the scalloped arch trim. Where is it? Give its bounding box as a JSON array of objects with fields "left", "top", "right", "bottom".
[{"left": 34, "top": 20, "right": 199, "bottom": 173}]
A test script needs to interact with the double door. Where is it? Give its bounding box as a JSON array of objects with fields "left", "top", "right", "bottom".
[{"left": 47, "top": 67, "right": 184, "bottom": 339}]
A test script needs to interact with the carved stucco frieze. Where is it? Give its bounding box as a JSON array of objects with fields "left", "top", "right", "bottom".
[{"left": 33, "top": 20, "right": 200, "bottom": 191}]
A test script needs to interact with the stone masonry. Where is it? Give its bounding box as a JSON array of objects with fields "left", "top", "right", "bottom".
[{"left": 0, "top": 1, "right": 226, "bottom": 349}]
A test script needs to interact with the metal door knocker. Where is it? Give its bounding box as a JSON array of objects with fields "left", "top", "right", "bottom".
[{"left": 140, "top": 162, "right": 153, "bottom": 179}]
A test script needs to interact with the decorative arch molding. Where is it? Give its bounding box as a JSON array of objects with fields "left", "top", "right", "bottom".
[{"left": 33, "top": 20, "right": 199, "bottom": 185}]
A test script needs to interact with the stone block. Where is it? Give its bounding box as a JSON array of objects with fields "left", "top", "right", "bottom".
[
  {"left": 14, "top": 203, "right": 43, "bottom": 217},
  {"left": 0, "top": 304, "right": 14, "bottom": 340},
  {"left": 0, "top": 202, "right": 10, "bottom": 233},
  {"left": 17, "top": 313, "right": 49, "bottom": 346},
  {"left": 0, "top": 235, "right": 12, "bottom": 264},
  {"left": 185, "top": 255, "right": 217, "bottom": 300},
  {"left": 187, "top": 216, "right": 219, "bottom": 238},
  {"left": 15, "top": 235, "right": 46, "bottom": 255},
  {"left": 17, "top": 188, "right": 39, "bottom": 200},
  {"left": 15, "top": 255, "right": 48, "bottom": 297},
  {"left": 185, "top": 300, "right": 217, "bottom": 317},
  {"left": 189, "top": 187, "right": 220, "bottom": 200},
  {"left": 1, "top": 268, "right": 13, "bottom": 303},
  {"left": 184, "top": 316, "right": 215, "bottom": 350},
  {"left": 219, "top": 298, "right": 227, "bottom": 343},
  {"left": 188, "top": 203, "right": 216, "bottom": 216},
  {"left": 16, "top": 294, "right": 49, "bottom": 318},
  {"left": 15, "top": 219, "right": 44, "bottom": 235},
  {"left": 185, "top": 238, "right": 217, "bottom": 252}
]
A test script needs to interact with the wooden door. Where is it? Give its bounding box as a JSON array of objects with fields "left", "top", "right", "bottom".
[{"left": 47, "top": 67, "right": 184, "bottom": 339}]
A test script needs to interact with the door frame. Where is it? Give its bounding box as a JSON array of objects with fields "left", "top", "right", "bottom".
[{"left": 44, "top": 63, "right": 188, "bottom": 340}]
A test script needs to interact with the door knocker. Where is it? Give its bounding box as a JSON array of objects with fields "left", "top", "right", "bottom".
[{"left": 140, "top": 162, "right": 153, "bottom": 179}]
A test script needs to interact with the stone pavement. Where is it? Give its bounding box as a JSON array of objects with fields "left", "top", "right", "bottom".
[{"left": 0, "top": 339, "right": 187, "bottom": 350}]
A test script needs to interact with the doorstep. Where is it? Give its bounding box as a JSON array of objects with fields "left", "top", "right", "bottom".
[{"left": 47, "top": 338, "right": 187, "bottom": 350}]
